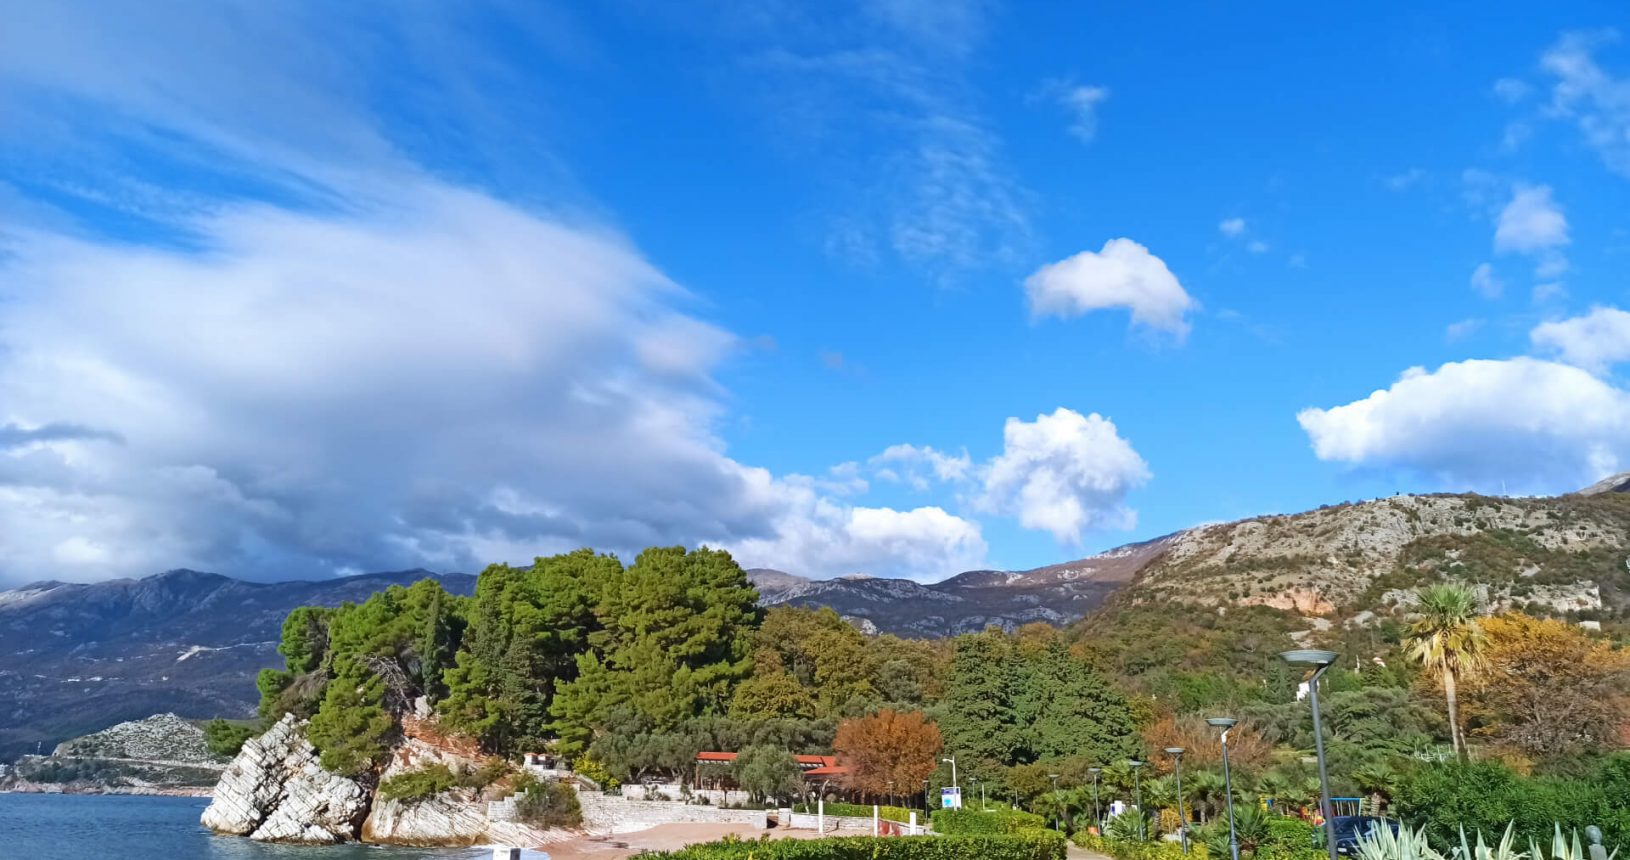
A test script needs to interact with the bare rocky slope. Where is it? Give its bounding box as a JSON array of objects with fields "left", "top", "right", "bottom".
[
  {"left": 0, "top": 713, "right": 226, "bottom": 794},
  {"left": 1118, "top": 489, "right": 1630, "bottom": 623}
]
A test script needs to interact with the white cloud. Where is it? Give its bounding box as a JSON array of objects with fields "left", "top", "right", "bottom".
[
  {"left": 1470, "top": 262, "right": 1504, "bottom": 299},
  {"left": 1539, "top": 30, "right": 1630, "bottom": 177},
  {"left": 1024, "top": 238, "right": 1195, "bottom": 337},
  {"left": 0, "top": 0, "right": 1010, "bottom": 587},
  {"left": 870, "top": 444, "right": 973, "bottom": 489},
  {"left": 1054, "top": 83, "right": 1110, "bottom": 142},
  {"left": 1494, "top": 185, "right": 1569, "bottom": 254},
  {"left": 977, "top": 408, "right": 1149, "bottom": 544},
  {"left": 1247, "top": 240, "right": 1270, "bottom": 254},
  {"left": 1297, "top": 358, "right": 1630, "bottom": 493},
  {"left": 1531, "top": 306, "right": 1630, "bottom": 373},
  {"left": 1218, "top": 218, "right": 1246, "bottom": 237}
]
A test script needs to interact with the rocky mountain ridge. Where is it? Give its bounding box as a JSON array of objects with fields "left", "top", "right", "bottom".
[
  {"left": 0, "top": 568, "right": 475, "bottom": 763},
  {"left": 5, "top": 475, "right": 1628, "bottom": 762},
  {"left": 747, "top": 534, "right": 1175, "bottom": 637}
]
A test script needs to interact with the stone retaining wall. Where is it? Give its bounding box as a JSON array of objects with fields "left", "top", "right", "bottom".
[{"left": 575, "top": 791, "right": 768, "bottom": 835}]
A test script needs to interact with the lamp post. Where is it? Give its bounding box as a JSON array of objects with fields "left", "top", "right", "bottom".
[
  {"left": 1049, "top": 773, "right": 1062, "bottom": 833},
  {"left": 1088, "top": 767, "right": 1102, "bottom": 833},
  {"left": 1207, "top": 718, "right": 1241, "bottom": 860},
  {"left": 943, "top": 757, "right": 958, "bottom": 790},
  {"left": 1281, "top": 649, "right": 1341, "bottom": 860},
  {"left": 923, "top": 779, "right": 930, "bottom": 813},
  {"left": 1129, "top": 759, "right": 1146, "bottom": 841},
  {"left": 1166, "top": 747, "right": 1188, "bottom": 854},
  {"left": 972, "top": 776, "right": 985, "bottom": 811}
]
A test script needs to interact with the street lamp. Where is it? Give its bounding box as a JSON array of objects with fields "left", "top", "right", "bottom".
[
  {"left": 1207, "top": 718, "right": 1241, "bottom": 860},
  {"left": 923, "top": 779, "right": 930, "bottom": 813},
  {"left": 1049, "top": 773, "right": 1062, "bottom": 833},
  {"left": 1088, "top": 767, "right": 1103, "bottom": 833},
  {"left": 1282, "top": 649, "right": 1340, "bottom": 860},
  {"left": 972, "top": 776, "right": 986, "bottom": 810},
  {"left": 942, "top": 757, "right": 958, "bottom": 790},
  {"left": 1128, "top": 759, "right": 1146, "bottom": 841},
  {"left": 1166, "top": 747, "right": 1188, "bottom": 854}
]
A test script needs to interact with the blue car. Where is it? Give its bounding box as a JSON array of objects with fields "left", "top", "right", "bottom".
[{"left": 1323, "top": 816, "right": 1400, "bottom": 856}]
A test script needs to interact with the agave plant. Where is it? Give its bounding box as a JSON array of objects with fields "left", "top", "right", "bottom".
[
  {"left": 1530, "top": 824, "right": 1618, "bottom": 860},
  {"left": 1454, "top": 824, "right": 1526, "bottom": 860},
  {"left": 1356, "top": 823, "right": 1447, "bottom": 860}
]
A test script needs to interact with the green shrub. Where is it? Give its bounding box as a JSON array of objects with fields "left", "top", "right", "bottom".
[
  {"left": 376, "top": 760, "right": 514, "bottom": 802},
  {"left": 377, "top": 764, "right": 461, "bottom": 801},
  {"left": 1076, "top": 833, "right": 1204, "bottom": 860},
  {"left": 1391, "top": 760, "right": 1630, "bottom": 848},
  {"left": 651, "top": 832, "right": 1066, "bottom": 860},
  {"left": 202, "top": 719, "right": 257, "bottom": 758},
  {"left": 513, "top": 775, "right": 582, "bottom": 829},
  {"left": 796, "top": 802, "right": 917, "bottom": 824},
  {"left": 930, "top": 808, "right": 1048, "bottom": 835}
]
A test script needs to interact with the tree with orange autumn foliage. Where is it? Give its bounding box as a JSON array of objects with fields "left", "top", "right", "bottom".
[
  {"left": 833, "top": 708, "right": 943, "bottom": 798},
  {"left": 1141, "top": 714, "right": 1274, "bottom": 776},
  {"left": 1464, "top": 613, "right": 1630, "bottom": 759}
]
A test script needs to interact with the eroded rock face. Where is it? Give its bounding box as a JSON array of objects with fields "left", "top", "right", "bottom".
[
  {"left": 362, "top": 794, "right": 489, "bottom": 846},
  {"left": 200, "top": 714, "right": 370, "bottom": 843}
]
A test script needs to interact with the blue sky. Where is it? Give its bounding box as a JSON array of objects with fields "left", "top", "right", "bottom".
[{"left": 2, "top": 1, "right": 1630, "bottom": 585}]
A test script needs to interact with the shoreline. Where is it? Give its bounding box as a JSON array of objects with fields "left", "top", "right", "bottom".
[{"left": 0, "top": 784, "right": 212, "bottom": 798}]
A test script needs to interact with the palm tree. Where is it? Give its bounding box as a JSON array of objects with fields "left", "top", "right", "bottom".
[{"left": 1405, "top": 583, "right": 1488, "bottom": 760}]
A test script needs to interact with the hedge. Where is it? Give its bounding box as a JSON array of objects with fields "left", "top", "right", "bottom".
[
  {"left": 1074, "top": 833, "right": 1201, "bottom": 860},
  {"left": 931, "top": 808, "right": 1049, "bottom": 835},
  {"left": 650, "top": 832, "right": 1067, "bottom": 860}
]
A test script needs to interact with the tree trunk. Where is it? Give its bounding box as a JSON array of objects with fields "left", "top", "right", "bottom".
[{"left": 1443, "top": 667, "right": 1464, "bottom": 760}]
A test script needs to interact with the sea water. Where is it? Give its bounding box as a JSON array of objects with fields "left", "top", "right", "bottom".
[{"left": 0, "top": 793, "right": 550, "bottom": 859}]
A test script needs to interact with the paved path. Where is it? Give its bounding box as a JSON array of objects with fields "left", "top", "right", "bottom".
[{"left": 1068, "top": 843, "right": 1115, "bottom": 860}]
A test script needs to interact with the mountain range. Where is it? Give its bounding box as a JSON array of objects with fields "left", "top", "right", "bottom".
[{"left": 3, "top": 475, "right": 1627, "bottom": 763}]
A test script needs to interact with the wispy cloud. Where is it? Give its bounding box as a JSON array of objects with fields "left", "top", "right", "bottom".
[{"left": 1538, "top": 30, "right": 1630, "bottom": 177}]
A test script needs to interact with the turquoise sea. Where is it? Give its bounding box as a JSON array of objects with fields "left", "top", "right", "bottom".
[{"left": 0, "top": 793, "right": 550, "bottom": 859}]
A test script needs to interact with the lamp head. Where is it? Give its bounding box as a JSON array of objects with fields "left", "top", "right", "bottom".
[
  {"left": 1088, "top": 767, "right": 1102, "bottom": 775},
  {"left": 1128, "top": 759, "right": 1144, "bottom": 768},
  {"left": 1164, "top": 747, "right": 1185, "bottom": 756},
  {"left": 1205, "top": 717, "right": 1238, "bottom": 729},
  {"left": 1279, "top": 648, "right": 1338, "bottom": 666}
]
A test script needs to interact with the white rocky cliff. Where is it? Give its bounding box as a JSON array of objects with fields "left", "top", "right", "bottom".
[{"left": 200, "top": 714, "right": 370, "bottom": 843}]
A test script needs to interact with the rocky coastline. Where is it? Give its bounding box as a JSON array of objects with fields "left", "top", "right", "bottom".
[{"left": 200, "top": 713, "right": 570, "bottom": 848}]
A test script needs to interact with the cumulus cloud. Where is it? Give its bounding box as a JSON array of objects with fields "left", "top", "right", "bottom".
[
  {"left": 1297, "top": 358, "right": 1630, "bottom": 492},
  {"left": 870, "top": 444, "right": 973, "bottom": 489},
  {"left": 1531, "top": 306, "right": 1630, "bottom": 373},
  {"left": 1494, "top": 185, "right": 1569, "bottom": 254},
  {"left": 1024, "top": 238, "right": 1195, "bottom": 337},
  {"left": 977, "top": 408, "right": 1150, "bottom": 544},
  {"left": 1539, "top": 30, "right": 1630, "bottom": 177},
  {"left": 1218, "top": 218, "right": 1246, "bottom": 237}
]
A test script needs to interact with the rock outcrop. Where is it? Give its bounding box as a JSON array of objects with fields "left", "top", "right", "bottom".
[
  {"left": 0, "top": 713, "right": 226, "bottom": 795},
  {"left": 200, "top": 714, "right": 370, "bottom": 843},
  {"left": 361, "top": 794, "right": 490, "bottom": 846}
]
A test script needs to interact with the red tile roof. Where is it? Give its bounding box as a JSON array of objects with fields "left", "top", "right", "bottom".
[{"left": 695, "top": 752, "right": 839, "bottom": 769}]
